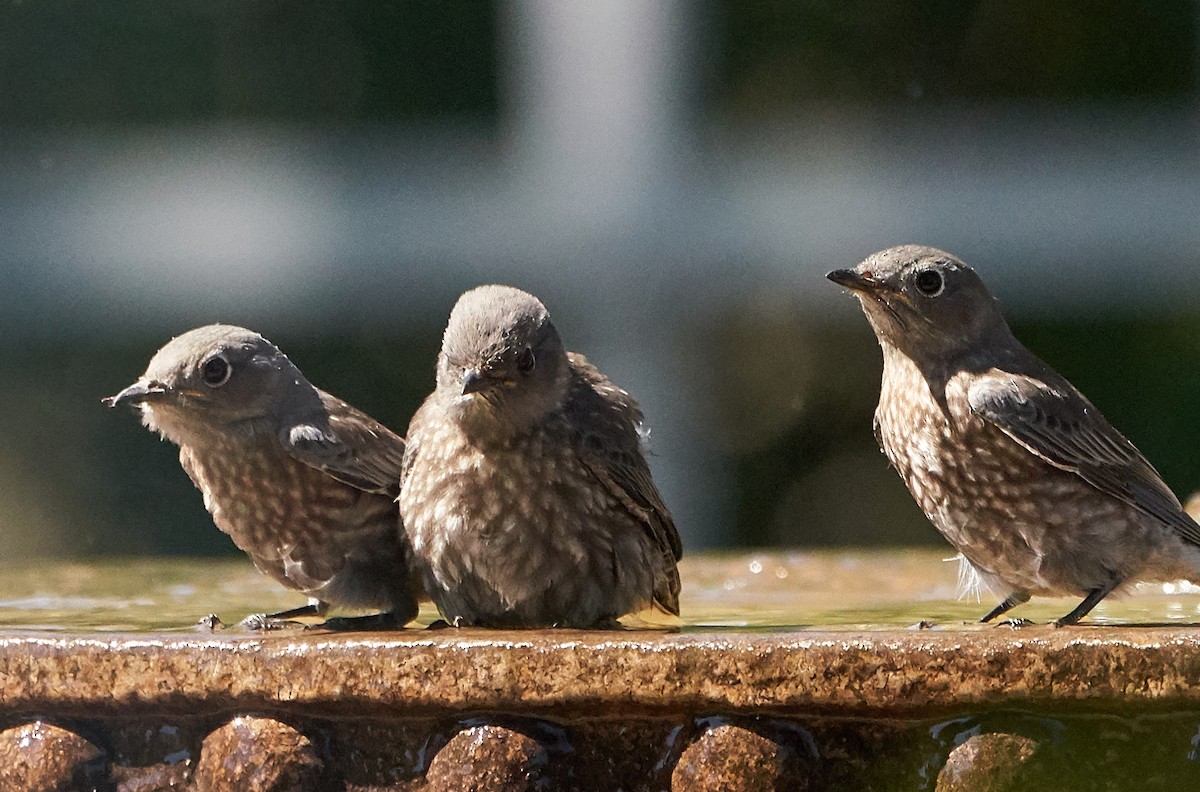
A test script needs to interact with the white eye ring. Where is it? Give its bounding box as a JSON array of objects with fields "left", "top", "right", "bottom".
[
  {"left": 200, "top": 355, "right": 232, "bottom": 387},
  {"left": 914, "top": 269, "right": 944, "bottom": 297}
]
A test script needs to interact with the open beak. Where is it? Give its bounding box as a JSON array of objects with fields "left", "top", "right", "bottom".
[
  {"left": 826, "top": 269, "right": 884, "bottom": 293},
  {"left": 103, "top": 379, "right": 167, "bottom": 408}
]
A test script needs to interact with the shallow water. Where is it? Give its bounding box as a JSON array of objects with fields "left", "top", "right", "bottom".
[
  {"left": 4, "top": 551, "right": 1200, "bottom": 790},
  {"left": 2, "top": 549, "right": 1199, "bottom": 632}
]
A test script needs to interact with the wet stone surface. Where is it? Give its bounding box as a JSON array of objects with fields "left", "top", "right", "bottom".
[
  {"left": 0, "top": 632, "right": 1194, "bottom": 789},
  {"left": 194, "top": 716, "right": 323, "bottom": 792},
  {"left": 110, "top": 761, "right": 192, "bottom": 792},
  {"left": 0, "top": 721, "right": 104, "bottom": 792},
  {"left": 425, "top": 724, "right": 549, "bottom": 791},
  {"left": 671, "top": 721, "right": 820, "bottom": 791},
  {"left": 0, "top": 553, "right": 1198, "bottom": 789},
  {"left": 4, "top": 629, "right": 1200, "bottom": 719},
  {"left": 936, "top": 733, "right": 1038, "bottom": 792}
]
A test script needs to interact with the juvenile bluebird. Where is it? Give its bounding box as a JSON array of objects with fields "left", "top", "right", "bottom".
[
  {"left": 399, "top": 285, "right": 682, "bottom": 628},
  {"left": 106, "top": 324, "right": 419, "bottom": 630},
  {"left": 828, "top": 245, "right": 1200, "bottom": 626}
]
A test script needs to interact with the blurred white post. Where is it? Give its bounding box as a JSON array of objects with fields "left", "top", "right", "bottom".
[
  {"left": 500, "top": 0, "right": 687, "bottom": 230},
  {"left": 498, "top": 1, "right": 730, "bottom": 549}
]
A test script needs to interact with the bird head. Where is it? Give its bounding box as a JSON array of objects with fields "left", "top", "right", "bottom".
[
  {"left": 827, "top": 245, "right": 1013, "bottom": 364},
  {"left": 436, "top": 285, "right": 571, "bottom": 433},
  {"left": 105, "top": 324, "right": 315, "bottom": 443}
]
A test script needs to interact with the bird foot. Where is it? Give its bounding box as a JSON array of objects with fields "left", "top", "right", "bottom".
[
  {"left": 996, "top": 618, "right": 1033, "bottom": 630},
  {"left": 197, "top": 613, "right": 224, "bottom": 631},
  {"left": 239, "top": 613, "right": 307, "bottom": 631},
  {"left": 426, "top": 619, "right": 455, "bottom": 630},
  {"left": 910, "top": 620, "right": 935, "bottom": 630}
]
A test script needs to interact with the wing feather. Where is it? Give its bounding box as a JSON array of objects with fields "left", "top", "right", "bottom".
[
  {"left": 967, "top": 372, "right": 1200, "bottom": 547},
  {"left": 281, "top": 390, "right": 407, "bottom": 498},
  {"left": 566, "top": 353, "right": 683, "bottom": 615}
]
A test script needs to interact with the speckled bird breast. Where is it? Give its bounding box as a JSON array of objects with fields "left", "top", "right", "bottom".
[
  {"left": 402, "top": 417, "right": 615, "bottom": 555},
  {"left": 183, "top": 439, "right": 344, "bottom": 536},
  {"left": 176, "top": 435, "right": 392, "bottom": 594},
  {"left": 872, "top": 345, "right": 1141, "bottom": 593},
  {"left": 400, "top": 411, "right": 652, "bottom": 626}
]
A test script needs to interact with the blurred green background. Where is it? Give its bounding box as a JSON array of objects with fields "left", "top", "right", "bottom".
[{"left": 2, "top": 1, "right": 1199, "bottom": 557}]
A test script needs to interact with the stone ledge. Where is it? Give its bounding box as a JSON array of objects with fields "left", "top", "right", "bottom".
[
  {"left": 3, "top": 628, "right": 1200, "bottom": 719},
  {"left": 4, "top": 629, "right": 1200, "bottom": 789}
]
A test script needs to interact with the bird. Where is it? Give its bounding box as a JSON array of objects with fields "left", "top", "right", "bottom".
[
  {"left": 398, "top": 285, "right": 682, "bottom": 628},
  {"left": 827, "top": 245, "right": 1200, "bottom": 626},
  {"left": 105, "top": 324, "right": 420, "bottom": 630}
]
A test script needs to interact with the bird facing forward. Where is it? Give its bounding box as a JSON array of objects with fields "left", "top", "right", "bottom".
[
  {"left": 828, "top": 245, "right": 1200, "bottom": 626},
  {"left": 106, "top": 325, "right": 419, "bottom": 630},
  {"left": 399, "top": 285, "right": 682, "bottom": 628}
]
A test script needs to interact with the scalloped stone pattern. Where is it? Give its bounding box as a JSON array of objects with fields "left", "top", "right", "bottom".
[{"left": 2, "top": 629, "right": 1200, "bottom": 789}]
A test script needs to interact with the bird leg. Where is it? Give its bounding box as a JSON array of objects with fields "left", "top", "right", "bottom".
[
  {"left": 1054, "top": 581, "right": 1120, "bottom": 627},
  {"left": 310, "top": 612, "right": 403, "bottom": 632},
  {"left": 979, "top": 592, "right": 1031, "bottom": 623},
  {"left": 266, "top": 600, "right": 328, "bottom": 620}
]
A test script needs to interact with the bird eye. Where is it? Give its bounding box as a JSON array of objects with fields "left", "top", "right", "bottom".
[
  {"left": 517, "top": 347, "right": 536, "bottom": 374},
  {"left": 914, "top": 269, "right": 944, "bottom": 297},
  {"left": 200, "top": 355, "right": 232, "bottom": 387}
]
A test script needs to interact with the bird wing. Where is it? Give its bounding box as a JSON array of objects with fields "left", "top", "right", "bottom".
[
  {"left": 281, "top": 390, "right": 407, "bottom": 498},
  {"left": 567, "top": 354, "right": 683, "bottom": 616},
  {"left": 966, "top": 370, "right": 1200, "bottom": 546}
]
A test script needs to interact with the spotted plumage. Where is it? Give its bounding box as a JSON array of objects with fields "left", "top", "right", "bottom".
[
  {"left": 106, "top": 324, "right": 419, "bottom": 629},
  {"left": 829, "top": 245, "right": 1200, "bottom": 625},
  {"left": 400, "top": 285, "right": 682, "bottom": 627}
]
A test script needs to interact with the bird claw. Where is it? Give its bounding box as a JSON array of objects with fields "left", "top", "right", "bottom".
[
  {"left": 239, "top": 613, "right": 306, "bottom": 631},
  {"left": 996, "top": 618, "right": 1033, "bottom": 630},
  {"left": 197, "top": 613, "right": 224, "bottom": 631}
]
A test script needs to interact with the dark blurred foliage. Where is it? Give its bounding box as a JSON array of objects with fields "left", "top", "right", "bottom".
[
  {"left": 715, "top": 0, "right": 1195, "bottom": 112},
  {"left": 714, "top": 304, "right": 1200, "bottom": 548},
  {"left": 1, "top": 1, "right": 1199, "bottom": 554},
  {"left": 0, "top": 1, "right": 498, "bottom": 125},
  {"left": 0, "top": 327, "right": 441, "bottom": 556},
  {"left": 15, "top": 307, "right": 1200, "bottom": 556}
]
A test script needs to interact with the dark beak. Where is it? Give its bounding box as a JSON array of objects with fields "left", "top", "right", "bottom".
[
  {"left": 461, "top": 369, "right": 490, "bottom": 396},
  {"left": 826, "top": 269, "right": 882, "bottom": 292},
  {"left": 103, "top": 379, "right": 167, "bottom": 408}
]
